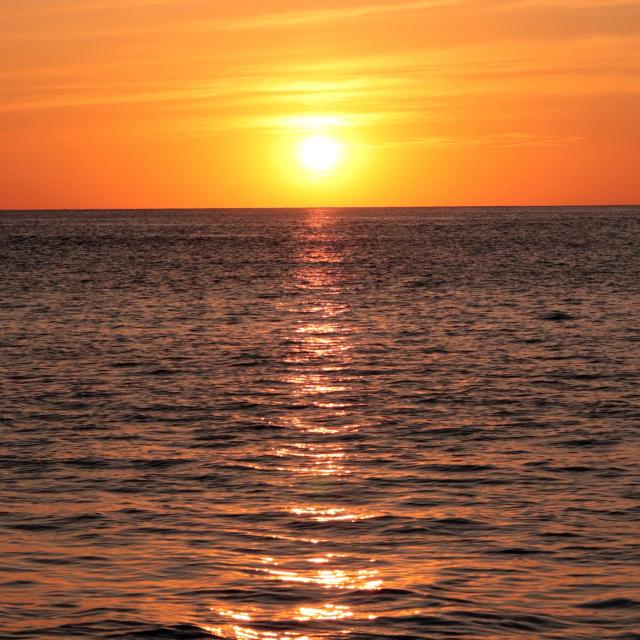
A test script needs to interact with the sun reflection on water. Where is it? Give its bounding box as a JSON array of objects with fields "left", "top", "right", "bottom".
[
  {"left": 204, "top": 209, "right": 380, "bottom": 639},
  {"left": 295, "top": 604, "right": 353, "bottom": 621},
  {"left": 271, "top": 444, "right": 349, "bottom": 477}
]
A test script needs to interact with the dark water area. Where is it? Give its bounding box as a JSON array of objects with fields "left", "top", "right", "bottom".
[{"left": 1, "top": 206, "right": 639, "bottom": 639}]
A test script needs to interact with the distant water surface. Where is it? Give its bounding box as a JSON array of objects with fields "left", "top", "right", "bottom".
[{"left": 1, "top": 206, "right": 639, "bottom": 639}]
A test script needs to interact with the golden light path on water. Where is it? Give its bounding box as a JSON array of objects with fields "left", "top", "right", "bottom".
[{"left": 203, "top": 209, "right": 381, "bottom": 639}]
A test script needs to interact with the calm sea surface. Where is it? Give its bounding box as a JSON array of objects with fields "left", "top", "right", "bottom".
[{"left": 1, "top": 207, "right": 639, "bottom": 640}]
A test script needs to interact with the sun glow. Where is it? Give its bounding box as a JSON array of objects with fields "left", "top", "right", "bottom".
[{"left": 299, "top": 136, "right": 342, "bottom": 172}]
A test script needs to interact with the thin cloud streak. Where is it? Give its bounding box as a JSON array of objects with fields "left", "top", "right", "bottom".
[
  {"left": 204, "top": 1, "right": 464, "bottom": 30},
  {"left": 368, "top": 132, "right": 585, "bottom": 148},
  {"left": 3, "top": 0, "right": 191, "bottom": 18},
  {"left": 2, "top": 32, "right": 639, "bottom": 117},
  {"left": 4, "top": 0, "right": 639, "bottom": 45}
]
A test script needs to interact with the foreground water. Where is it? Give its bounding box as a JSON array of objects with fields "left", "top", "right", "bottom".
[{"left": 1, "top": 207, "right": 639, "bottom": 639}]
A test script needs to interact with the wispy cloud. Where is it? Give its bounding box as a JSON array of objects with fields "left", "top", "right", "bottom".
[
  {"left": 2, "top": 32, "right": 639, "bottom": 118},
  {"left": 4, "top": 0, "right": 638, "bottom": 46},
  {"left": 503, "top": 0, "right": 638, "bottom": 8},
  {"left": 371, "top": 132, "right": 584, "bottom": 148},
  {"left": 3, "top": 0, "right": 186, "bottom": 17},
  {"left": 217, "top": 0, "right": 465, "bottom": 30}
]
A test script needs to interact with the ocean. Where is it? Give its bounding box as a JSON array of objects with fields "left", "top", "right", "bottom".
[{"left": 1, "top": 206, "right": 639, "bottom": 639}]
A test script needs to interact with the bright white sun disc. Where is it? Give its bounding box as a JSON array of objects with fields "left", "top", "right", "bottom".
[{"left": 299, "top": 136, "right": 341, "bottom": 172}]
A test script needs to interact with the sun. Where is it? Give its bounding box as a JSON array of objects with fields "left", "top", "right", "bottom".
[{"left": 299, "top": 135, "right": 342, "bottom": 172}]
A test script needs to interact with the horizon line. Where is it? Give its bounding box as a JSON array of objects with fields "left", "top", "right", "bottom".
[{"left": 1, "top": 203, "right": 639, "bottom": 213}]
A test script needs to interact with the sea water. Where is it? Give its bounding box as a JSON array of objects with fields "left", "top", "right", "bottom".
[{"left": 1, "top": 207, "right": 639, "bottom": 639}]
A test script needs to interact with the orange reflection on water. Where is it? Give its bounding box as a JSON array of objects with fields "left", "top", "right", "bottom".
[
  {"left": 293, "top": 302, "right": 349, "bottom": 318},
  {"left": 271, "top": 443, "right": 349, "bottom": 476},
  {"left": 307, "top": 555, "right": 334, "bottom": 564},
  {"left": 294, "top": 323, "right": 342, "bottom": 334},
  {"left": 285, "top": 375, "right": 348, "bottom": 395},
  {"left": 208, "top": 603, "right": 358, "bottom": 639},
  {"left": 285, "top": 342, "right": 352, "bottom": 363},
  {"left": 204, "top": 623, "right": 313, "bottom": 640},
  {"left": 206, "top": 211, "right": 380, "bottom": 640},
  {"left": 294, "top": 270, "right": 339, "bottom": 291},
  {"left": 261, "top": 568, "right": 382, "bottom": 592},
  {"left": 275, "top": 414, "right": 359, "bottom": 435},
  {"left": 259, "top": 555, "right": 382, "bottom": 591},
  {"left": 289, "top": 506, "right": 373, "bottom": 523},
  {"left": 294, "top": 604, "right": 353, "bottom": 621},
  {"left": 274, "top": 416, "right": 352, "bottom": 436},
  {"left": 217, "top": 609, "right": 253, "bottom": 622}
]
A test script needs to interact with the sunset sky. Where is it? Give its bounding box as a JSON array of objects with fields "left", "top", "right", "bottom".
[{"left": 2, "top": 0, "right": 639, "bottom": 208}]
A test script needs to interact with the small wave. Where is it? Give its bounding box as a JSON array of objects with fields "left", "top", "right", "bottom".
[
  {"left": 577, "top": 598, "right": 640, "bottom": 610},
  {"left": 1, "top": 621, "right": 216, "bottom": 639},
  {"left": 558, "top": 437, "right": 619, "bottom": 448},
  {"left": 488, "top": 547, "right": 548, "bottom": 555},
  {"left": 421, "top": 463, "right": 494, "bottom": 473},
  {"left": 540, "top": 310, "right": 575, "bottom": 321}
]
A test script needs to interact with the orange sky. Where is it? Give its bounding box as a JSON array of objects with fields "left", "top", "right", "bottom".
[{"left": 1, "top": 0, "right": 639, "bottom": 208}]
